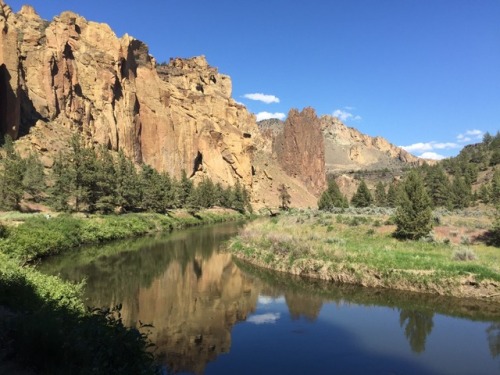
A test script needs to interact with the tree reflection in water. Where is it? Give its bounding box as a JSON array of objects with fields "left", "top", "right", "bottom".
[
  {"left": 399, "top": 309, "right": 434, "bottom": 353},
  {"left": 487, "top": 323, "right": 500, "bottom": 358}
]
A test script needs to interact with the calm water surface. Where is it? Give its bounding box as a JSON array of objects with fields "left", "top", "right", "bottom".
[{"left": 40, "top": 222, "right": 500, "bottom": 375}]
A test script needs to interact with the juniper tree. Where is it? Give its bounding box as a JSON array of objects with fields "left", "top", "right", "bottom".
[
  {"left": 351, "top": 179, "right": 373, "bottom": 208},
  {"left": 22, "top": 152, "right": 45, "bottom": 203},
  {"left": 50, "top": 151, "right": 72, "bottom": 212},
  {"left": 450, "top": 176, "right": 472, "bottom": 209},
  {"left": 115, "top": 150, "right": 141, "bottom": 212},
  {"left": 0, "top": 135, "right": 26, "bottom": 210},
  {"left": 374, "top": 181, "right": 387, "bottom": 207},
  {"left": 94, "top": 146, "right": 117, "bottom": 213},
  {"left": 394, "top": 171, "right": 433, "bottom": 240},
  {"left": 386, "top": 181, "right": 399, "bottom": 208},
  {"left": 424, "top": 165, "right": 450, "bottom": 208},
  {"left": 318, "top": 179, "right": 348, "bottom": 210}
]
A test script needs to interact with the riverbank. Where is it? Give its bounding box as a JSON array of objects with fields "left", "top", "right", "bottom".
[
  {"left": 0, "top": 208, "right": 245, "bottom": 263},
  {"left": 0, "top": 208, "right": 245, "bottom": 374},
  {"left": 229, "top": 210, "right": 500, "bottom": 302}
]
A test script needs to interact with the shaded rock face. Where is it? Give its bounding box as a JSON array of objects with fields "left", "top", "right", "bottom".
[
  {"left": 0, "top": 1, "right": 20, "bottom": 139},
  {"left": 263, "top": 108, "right": 327, "bottom": 195},
  {"left": 0, "top": 1, "right": 256, "bottom": 188}
]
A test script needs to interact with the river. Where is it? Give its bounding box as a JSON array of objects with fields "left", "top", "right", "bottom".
[{"left": 39, "top": 222, "right": 500, "bottom": 375}]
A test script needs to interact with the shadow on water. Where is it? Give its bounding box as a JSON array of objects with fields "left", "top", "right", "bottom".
[{"left": 39, "top": 222, "right": 500, "bottom": 374}]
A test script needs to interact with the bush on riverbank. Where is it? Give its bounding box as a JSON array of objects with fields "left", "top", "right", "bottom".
[
  {"left": 0, "top": 253, "right": 157, "bottom": 374},
  {"left": 230, "top": 211, "right": 500, "bottom": 300}
]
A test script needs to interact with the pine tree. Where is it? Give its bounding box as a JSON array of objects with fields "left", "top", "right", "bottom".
[
  {"left": 351, "top": 180, "right": 373, "bottom": 208},
  {"left": 231, "top": 180, "right": 245, "bottom": 213},
  {"left": 424, "top": 165, "right": 450, "bottom": 208},
  {"left": 386, "top": 182, "right": 399, "bottom": 208},
  {"left": 140, "top": 164, "right": 165, "bottom": 212},
  {"left": 278, "top": 183, "right": 291, "bottom": 210},
  {"left": 22, "top": 152, "right": 45, "bottom": 203},
  {"left": 178, "top": 170, "right": 193, "bottom": 207},
  {"left": 374, "top": 181, "right": 387, "bottom": 207},
  {"left": 94, "top": 146, "right": 117, "bottom": 213},
  {"left": 318, "top": 179, "right": 348, "bottom": 210},
  {"left": 0, "top": 136, "right": 26, "bottom": 210},
  {"left": 394, "top": 171, "right": 433, "bottom": 240},
  {"left": 451, "top": 176, "right": 472, "bottom": 209},
  {"left": 50, "top": 151, "right": 72, "bottom": 212},
  {"left": 478, "top": 184, "right": 491, "bottom": 204},
  {"left": 490, "top": 169, "right": 500, "bottom": 205},
  {"left": 115, "top": 150, "right": 141, "bottom": 212},
  {"left": 68, "top": 135, "right": 99, "bottom": 212}
]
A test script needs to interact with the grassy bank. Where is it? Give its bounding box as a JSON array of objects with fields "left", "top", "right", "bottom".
[
  {"left": 0, "top": 208, "right": 244, "bottom": 374},
  {"left": 0, "top": 209, "right": 244, "bottom": 263},
  {"left": 229, "top": 210, "right": 500, "bottom": 301}
]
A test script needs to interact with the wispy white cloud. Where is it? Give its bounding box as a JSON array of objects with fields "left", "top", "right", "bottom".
[
  {"left": 332, "top": 108, "right": 362, "bottom": 122},
  {"left": 256, "top": 111, "right": 286, "bottom": 122},
  {"left": 243, "top": 93, "right": 280, "bottom": 104},
  {"left": 419, "top": 152, "right": 446, "bottom": 160},
  {"left": 258, "top": 296, "right": 285, "bottom": 305},
  {"left": 247, "top": 313, "right": 281, "bottom": 325},
  {"left": 457, "top": 129, "right": 483, "bottom": 143},
  {"left": 401, "top": 141, "right": 459, "bottom": 154}
]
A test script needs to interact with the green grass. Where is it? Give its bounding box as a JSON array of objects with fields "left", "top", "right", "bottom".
[
  {"left": 229, "top": 211, "right": 500, "bottom": 299},
  {"left": 0, "top": 209, "right": 244, "bottom": 263}
]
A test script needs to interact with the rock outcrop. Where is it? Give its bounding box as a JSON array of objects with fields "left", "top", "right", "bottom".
[
  {"left": 0, "top": 1, "right": 20, "bottom": 139},
  {"left": 271, "top": 108, "right": 326, "bottom": 195},
  {"left": 320, "top": 115, "right": 422, "bottom": 173},
  {"left": 0, "top": 1, "right": 256, "bottom": 189}
]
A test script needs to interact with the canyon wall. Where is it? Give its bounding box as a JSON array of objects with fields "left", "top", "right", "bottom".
[{"left": 0, "top": 2, "right": 256, "bottom": 189}]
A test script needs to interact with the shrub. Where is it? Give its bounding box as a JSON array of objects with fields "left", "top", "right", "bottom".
[{"left": 452, "top": 247, "right": 478, "bottom": 261}]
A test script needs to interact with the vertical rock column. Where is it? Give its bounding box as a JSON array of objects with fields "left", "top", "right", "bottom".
[{"left": 0, "top": 0, "right": 20, "bottom": 140}]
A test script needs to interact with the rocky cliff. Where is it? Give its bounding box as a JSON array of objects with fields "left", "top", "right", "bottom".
[
  {"left": 259, "top": 108, "right": 326, "bottom": 195},
  {"left": 320, "top": 115, "right": 421, "bottom": 174},
  {"left": 0, "top": 2, "right": 256, "bottom": 189}
]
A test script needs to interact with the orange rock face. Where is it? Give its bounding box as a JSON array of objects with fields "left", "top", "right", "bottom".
[
  {"left": 273, "top": 108, "right": 326, "bottom": 195},
  {"left": 0, "top": 1, "right": 257, "bottom": 189}
]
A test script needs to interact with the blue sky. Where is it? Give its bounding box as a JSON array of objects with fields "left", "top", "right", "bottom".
[{"left": 8, "top": 0, "right": 500, "bottom": 159}]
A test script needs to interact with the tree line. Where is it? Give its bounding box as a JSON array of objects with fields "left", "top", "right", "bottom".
[{"left": 0, "top": 135, "right": 252, "bottom": 214}]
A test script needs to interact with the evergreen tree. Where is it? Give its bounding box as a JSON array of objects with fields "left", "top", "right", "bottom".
[
  {"left": 451, "top": 176, "right": 472, "bottom": 209},
  {"left": 478, "top": 184, "right": 491, "bottom": 204},
  {"left": 115, "top": 150, "right": 141, "bottom": 212},
  {"left": 140, "top": 164, "right": 165, "bottom": 212},
  {"left": 424, "top": 165, "right": 450, "bottom": 208},
  {"left": 178, "top": 170, "right": 193, "bottom": 207},
  {"left": 160, "top": 171, "right": 175, "bottom": 210},
  {"left": 351, "top": 180, "right": 373, "bottom": 208},
  {"left": 230, "top": 180, "right": 245, "bottom": 213},
  {"left": 394, "top": 171, "right": 433, "bottom": 240},
  {"left": 278, "top": 183, "right": 291, "bottom": 210},
  {"left": 68, "top": 135, "right": 99, "bottom": 212},
  {"left": 318, "top": 179, "right": 348, "bottom": 210},
  {"left": 50, "top": 151, "right": 72, "bottom": 212},
  {"left": 22, "top": 152, "right": 45, "bottom": 203},
  {"left": 374, "top": 181, "right": 387, "bottom": 207},
  {"left": 490, "top": 169, "right": 500, "bottom": 205},
  {"left": 0, "top": 136, "right": 26, "bottom": 210},
  {"left": 198, "top": 177, "right": 216, "bottom": 208},
  {"left": 386, "top": 181, "right": 399, "bottom": 208},
  {"left": 491, "top": 149, "right": 500, "bottom": 167},
  {"left": 94, "top": 146, "right": 117, "bottom": 213}
]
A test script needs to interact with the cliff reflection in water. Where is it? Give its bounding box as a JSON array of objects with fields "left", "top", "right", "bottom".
[{"left": 41, "top": 223, "right": 260, "bottom": 374}]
